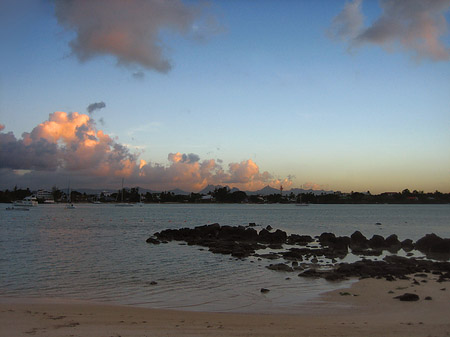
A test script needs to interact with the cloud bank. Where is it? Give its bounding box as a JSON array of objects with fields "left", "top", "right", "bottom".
[
  {"left": 0, "top": 112, "right": 291, "bottom": 191},
  {"left": 54, "top": 0, "right": 214, "bottom": 72},
  {"left": 330, "top": 0, "right": 450, "bottom": 61}
]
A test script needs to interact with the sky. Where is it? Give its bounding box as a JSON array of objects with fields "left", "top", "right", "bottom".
[{"left": 0, "top": 0, "right": 449, "bottom": 193}]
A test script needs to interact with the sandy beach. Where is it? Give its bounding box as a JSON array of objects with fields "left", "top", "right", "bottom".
[{"left": 1, "top": 274, "right": 449, "bottom": 337}]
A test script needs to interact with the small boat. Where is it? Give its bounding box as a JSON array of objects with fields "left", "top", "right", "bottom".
[
  {"left": 65, "top": 181, "right": 76, "bottom": 209},
  {"left": 14, "top": 196, "right": 38, "bottom": 207},
  {"left": 6, "top": 206, "right": 30, "bottom": 211}
]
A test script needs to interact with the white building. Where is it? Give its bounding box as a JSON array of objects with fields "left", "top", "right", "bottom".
[{"left": 36, "top": 189, "right": 54, "bottom": 203}]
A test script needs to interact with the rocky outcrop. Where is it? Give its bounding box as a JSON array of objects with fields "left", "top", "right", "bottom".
[
  {"left": 416, "top": 233, "right": 450, "bottom": 255},
  {"left": 146, "top": 224, "right": 450, "bottom": 281}
]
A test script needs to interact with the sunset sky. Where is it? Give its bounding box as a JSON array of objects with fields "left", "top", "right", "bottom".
[{"left": 1, "top": 0, "right": 449, "bottom": 193}]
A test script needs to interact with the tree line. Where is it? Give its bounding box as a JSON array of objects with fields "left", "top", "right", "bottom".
[{"left": 0, "top": 186, "right": 449, "bottom": 204}]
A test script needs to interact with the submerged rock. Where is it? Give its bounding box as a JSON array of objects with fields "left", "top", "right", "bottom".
[{"left": 266, "top": 263, "right": 294, "bottom": 272}]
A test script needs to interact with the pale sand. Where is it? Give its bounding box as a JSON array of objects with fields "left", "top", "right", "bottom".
[{"left": 1, "top": 274, "right": 449, "bottom": 337}]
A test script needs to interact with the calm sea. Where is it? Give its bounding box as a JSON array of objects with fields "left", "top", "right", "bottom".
[{"left": 1, "top": 203, "right": 449, "bottom": 313}]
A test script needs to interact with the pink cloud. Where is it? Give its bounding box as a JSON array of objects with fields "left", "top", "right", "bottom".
[
  {"left": 54, "top": 0, "right": 216, "bottom": 72},
  {"left": 0, "top": 112, "right": 293, "bottom": 191}
]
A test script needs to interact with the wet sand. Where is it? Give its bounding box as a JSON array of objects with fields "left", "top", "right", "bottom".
[{"left": 1, "top": 274, "right": 449, "bottom": 337}]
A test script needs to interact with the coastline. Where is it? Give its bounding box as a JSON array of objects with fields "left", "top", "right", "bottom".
[{"left": 1, "top": 275, "right": 449, "bottom": 337}]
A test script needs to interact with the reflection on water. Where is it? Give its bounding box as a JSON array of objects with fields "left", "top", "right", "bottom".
[{"left": 0, "top": 203, "right": 449, "bottom": 313}]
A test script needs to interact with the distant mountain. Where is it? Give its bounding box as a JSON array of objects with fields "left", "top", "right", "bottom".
[
  {"left": 168, "top": 188, "right": 190, "bottom": 195},
  {"left": 199, "top": 184, "right": 221, "bottom": 194},
  {"left": 247, "top": 185, "right": 280, "bottom": 195}
]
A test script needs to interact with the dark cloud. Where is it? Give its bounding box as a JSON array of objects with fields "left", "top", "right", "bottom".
[
  {"left": 54, "top": 0, "right": 216, "bottom": 72},
  {"left": 87, "top": 101, "right": 106, "bottom": 114},
  {"left": 330, "top": 0, "right": 450, "bottom": 61},
  {"left": 182, "top": 153, "right": 200, "bottom": 163},
  {"left": 0, "top": 131, "right": 59, "bottom": 170}
]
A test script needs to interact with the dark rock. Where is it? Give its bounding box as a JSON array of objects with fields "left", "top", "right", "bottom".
[
  {"left": 416, "top": 233, "right": 450, "bottom": 255},
  {"left": 319, "top": 232, "right": 336, "bottom": 245},
  {"left": 352, "top": 248, "right": 383, "bottom": 257},
  {"left": 287, "top": 234, "right": 314, "bottom": 245},
  {"left": 146, "top": 237, "right": 160, "bottom": 244},
  {"left": 324, "top": 272, "right": 345, "bottom": 281},
  {"left": 260, "top": 288, "right": 270, "bottom": 293},
  {"left": 385, "top": 234, "right": 401, "bottom": 252},
  {"left": 424, "top": 296, "right": 432, "bottom": 300},
  {"left": 249, "top": 222, "right": 256, "bottom": 227},
  {"left": 149, "top": 281, "right": 158, "bottom": 285},
  {"left": 368, "top": 235, "right": 386, "bottom": 249},
  {"left": 394, "top": 293, "right": 419, "bottom": 301},
  {"left": 266, "top": 263, "right": 294, "bottom": 272},
  {"left": 350, "top": 231, "right": 368, "bottom": 245},
  {"left": 255, "top": 253, "right": 280, "bottom": 260},
  {"left": 258, "top": 229, "right": 287, "bottom": 244},
  {"left": 268, "top": 243, "right": 284, "bottom": 250},
  {"left": 386, "top": 234, "right": 400, "bottom": 246},
  {"left": 401, "top": 239, "right": 415, "bottom": 251},
  {"left": 266, "top": 225, "right": 273, "bottom": 231}
]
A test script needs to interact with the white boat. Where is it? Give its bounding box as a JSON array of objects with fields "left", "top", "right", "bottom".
[
  {"left": 65, "top": 181, "right": 76, "bottom": 209},
  {"left": 14, "top": 196, "right": 38, "bottom": 207}
]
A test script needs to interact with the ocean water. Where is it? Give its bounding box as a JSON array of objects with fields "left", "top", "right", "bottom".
[{"left": 0, "top": 203, "right": 449, "bottom": 313}]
